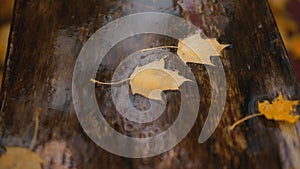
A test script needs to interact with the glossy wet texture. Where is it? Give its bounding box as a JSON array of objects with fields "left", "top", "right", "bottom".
[{"left": 1, "top": 0, "right": 300, "bottom": 168}]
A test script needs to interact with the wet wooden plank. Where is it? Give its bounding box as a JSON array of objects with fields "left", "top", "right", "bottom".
[{"left": 1, "top": 0, "right": 300, "bottom": 169}]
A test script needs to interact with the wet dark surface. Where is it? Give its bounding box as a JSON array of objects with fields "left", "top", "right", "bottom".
[{"left": 0, "top": 0, "right": 300, "bottom": 168}]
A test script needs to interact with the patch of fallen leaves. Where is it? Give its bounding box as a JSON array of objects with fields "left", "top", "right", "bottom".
[{"left": 92, "top": 33, "right": 228, "bottom": 101}]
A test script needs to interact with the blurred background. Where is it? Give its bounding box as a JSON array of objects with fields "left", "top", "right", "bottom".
[
  {"left": 0, "top": 0, "right": 14, "bottom": 85},
  {"left": 0, "top": 0, "right": 299, "bottom": 87}
]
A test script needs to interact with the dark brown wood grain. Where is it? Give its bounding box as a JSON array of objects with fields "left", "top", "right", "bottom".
[{"left": 1, "top": 0, "right": 300, "bottom": 169}]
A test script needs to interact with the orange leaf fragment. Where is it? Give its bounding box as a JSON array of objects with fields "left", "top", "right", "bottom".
[
  {"left": 258, "top": 93, "right": 299, "bottom": 123},
  {"left": 230, "top": 93, "right": 299, "bottom": 130}
]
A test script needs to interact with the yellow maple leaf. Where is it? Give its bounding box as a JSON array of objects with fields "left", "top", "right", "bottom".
[
  {"left": 177, "top": 34, "right": 229, "bottom": 65},
  {"left": 0, "top": 108, "right": 43, "bottom": 169},
  {"left": 92, "top": 58, "right": 191, "bottom": 101},
  {"left": 230, "top": 93, "right": 299, "bottom": 130},
  {"left": 258, "top": 93, "right": 299, "bottom": 123},
  {"left": 140, "top": 33, "right": 229, "bottom": 65},
  {"left": 129, "top": 58, "right": 191, "bottom": 101},
  {"left": 0, "top": 147, "right": 43, "bottom": 169}
]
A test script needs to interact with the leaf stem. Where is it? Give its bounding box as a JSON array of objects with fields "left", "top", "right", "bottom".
[
  {"left": 91, "top": 78, "right": 131, "bottom": 85},
  {"left": 140, "top": 46, "right": 178, "bottom": 52},
  {"left": 229, "top": 113, "right": 263, "bottom": 131},
  {"left": 29, "top": 108, "right": 42, "bottom": 150}
]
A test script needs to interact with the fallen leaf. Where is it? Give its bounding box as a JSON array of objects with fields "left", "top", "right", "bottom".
[
  {"left": 258, "top": 93, "right": 299, "bottom": 123},
  {"left": 0, "top": 108, "right": 43, "bottom": 169},
  {"left": 230, "top": 93, "right": 299, "bottom": 130},
  {"left": 0, "top": 147, "right": 43, "bottom": 169},
  {"left": 129, "top": 58, "right": 191, "bottom": 101},
  {"left": 177, "top": 34, "right": 229, "bottom": 65}
]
